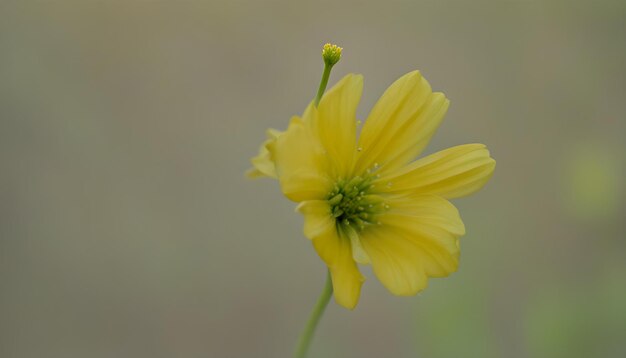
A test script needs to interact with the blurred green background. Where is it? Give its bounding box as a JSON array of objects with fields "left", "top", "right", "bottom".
[{"left": 1, "top": 1, "right": 625, "bottom": 357}]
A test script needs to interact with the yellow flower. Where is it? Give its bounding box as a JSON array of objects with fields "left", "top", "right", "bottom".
[{"left": 248, "top": 71, "right": 495, "bottom": 309}]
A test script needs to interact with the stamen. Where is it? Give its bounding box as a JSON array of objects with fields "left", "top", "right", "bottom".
[
  {"left": 328, "top": 193, "right": 343, "bottom": 206},
  {"left": 326, "top": 174, "right": 385, "bottom": 231}
]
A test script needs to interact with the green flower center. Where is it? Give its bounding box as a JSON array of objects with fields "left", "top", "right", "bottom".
[{"left": 327, "top": 175, "right": 387, "bottom": 231}]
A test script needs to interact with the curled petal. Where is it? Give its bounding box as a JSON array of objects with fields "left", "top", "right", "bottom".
[
  {"left": 272, "top": 117, "right": 332, "bottom": 202},
  {"left": 296, "top": 200, "right": 334, "bottom": 239},
  {"left": 246, "top": 129, "right": 282, "bottom": 179}
]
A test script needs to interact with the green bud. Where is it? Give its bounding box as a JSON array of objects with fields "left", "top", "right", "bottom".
[{"left": 322, "top": 43, "right": 342, "bottom": 66}]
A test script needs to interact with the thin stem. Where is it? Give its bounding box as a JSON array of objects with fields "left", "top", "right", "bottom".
[
  {"left": 314, "top": 64, "right": 333, "bottom": 106},
  {"left": 294, "top": 270, "right": 333, "bottom": 358}
]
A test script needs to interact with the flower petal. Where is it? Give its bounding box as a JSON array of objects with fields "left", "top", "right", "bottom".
[
  {"left": 296, "top": 200, "right": 335, "bottom": 239},
  {"left": 280, "top": 170, "right": 332, "bottom": 202},
  {"left": 359, "top": 225, "right": 430, "bottom": 296},
  {"left": 246, "top": 129, "right": 282, "bottom": 179},
  {"left": 355, "top": 71, "right": 448, "bottom": 175},
  {"left": 340, "top": 224, "right": 371, "bottom": 264},
  {"left": 377, "top": 220, "right": 459, "bottom": 279},
  {"left": 312, "top": 225, "right": 365, "bottom": 309},
  {"left": 272, "top": 116, "right": 332, "bottom": 202},
  {"left": 359, "top": 194, "right": 464, "bottom": 295},
  {"left": 385, "top": 194, "right": 465, "bottom": 237},
  {"left": 375, "top": 144, "right": 496, "bottom": 199},
  {"left": 316, "top": 74, "right": 363, "bottom": 178}
]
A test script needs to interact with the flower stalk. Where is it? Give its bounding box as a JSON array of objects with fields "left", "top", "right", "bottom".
[
  {"left": 315, "top": 65, "right": 332, "bottom": 106},
  {"left": 294, "top": 270, "right": 333, "bottom": 358},
  {"left": 315, "top": 43, "right": 343, "bottom": 105}
]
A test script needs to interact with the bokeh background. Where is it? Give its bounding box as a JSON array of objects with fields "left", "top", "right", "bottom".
[{"left": 2, "top": 1, "right": 625, "bottom": 357}]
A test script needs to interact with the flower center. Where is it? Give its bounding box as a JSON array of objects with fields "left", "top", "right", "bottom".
[{"left": 327, "top": 175, "right": 387, "bottom": 231}]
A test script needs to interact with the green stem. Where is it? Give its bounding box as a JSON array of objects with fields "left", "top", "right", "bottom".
[
  {"left": 314, "top": 64, "right": 333, "bottom": 106},
  {"left": 294, "top": 270, "right": 333, "bottom": 358}
]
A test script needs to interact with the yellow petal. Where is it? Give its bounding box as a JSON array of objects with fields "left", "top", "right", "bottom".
[
  {"left": 246, "top": 129, "right": 282, "bottom": 179},
  {"left": 380, "top": 223, "right": 459, "bottom": 279},
  {"left": 329, "top": 261, "right": 364, "bottom": 310},
  {"left": 273, "top": 116, "right": 332, "bottom": 202},
  {"left": 316, "top": 74, "right": 363, "bottom": 178},
  {"left": 379, "top": 94, "right": 449, "bottom": 172},
  {"left": 386, "top": 194, "right": 465, "bottom": 237},
  {"left": 296, "top": 200, "right": 335, "bottom": 239},
  {"left": 312, "top": 225, "right": 365, "bottom": 309},
  {"left": 281, "top": 170, "right": 332, "bottom": 202},
  {"left": 355, "top": 71, "right": 448, "bottom": 175},
  {"left": 359, "top": 225, "right": 430, "bottom": 296},
  {"left": 340, "top": 224, "right": 371, "bottom": 264},
  {"left": 359, "top": 194, "right": 465, "bottom": 295},
  {"left": 375, "top": 144, "right": 496, "bottom": 199},
  {"left": 379, "top": 199, "right": 462, "bottom": 276}
]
